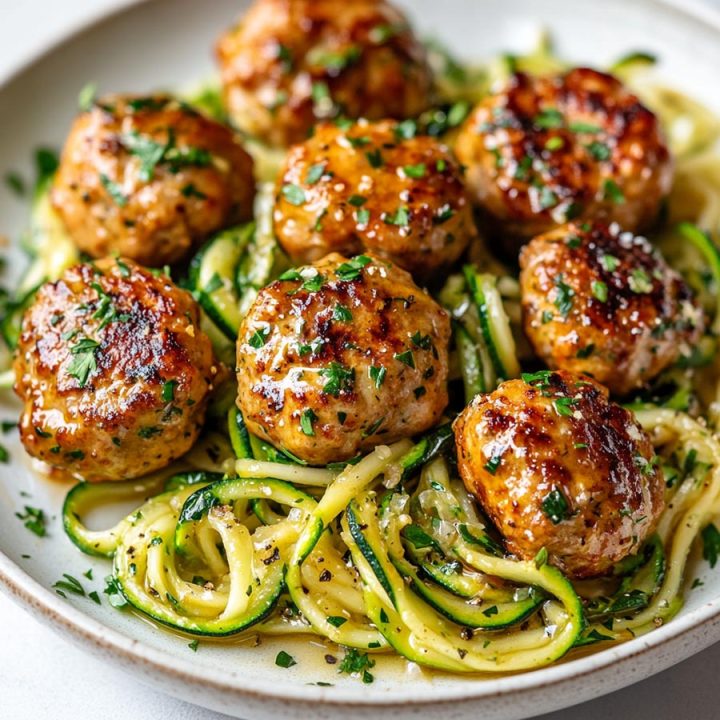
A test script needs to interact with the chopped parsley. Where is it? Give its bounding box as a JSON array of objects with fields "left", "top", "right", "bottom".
[
  {"left": 338, "top": 648, "right": 375, "bottom": 683},
  {"left": 188, "top": 640, "right": 200, "bottom": 652},
  {"left": 5, "top": 171, "right": 25, "bottom": 196},
  {"left": 362, "top": 417, "right": 385, "bottom": 438},
  {"left": 309, "top": 45, "right": 361, "bottom": 72},
  {"left": 538, "top": 185, "right": 558, "bottom": 210},
  {"left": 355, "top": 208, "right": 370, "bottom": 225},
  {"left": 327, "top": 615, "right": 347, "bottom": 628},
  {"left": 67, "top": 337, "right": 101, "bottom": 387},
  {"left": 122, "top": 129, "right": 211, "bottom": 180},
  {"left": 394, "top": 119, "right": 417, "bottom": 140},
  {"left": 348, "top": 194, "right": 367, "bottom": 207},
  {"left": 365, "top": 148, "right": 384, "bottom": 168},
  {"left": 181, "top": 183, "right": 207, "bottom": 199},
  {"left": 305, "top": 163, "right": 326, "bottom": 185},
  {"left": 100, "top": 174, "right": 127, "bottom": 207},
  {"left": 311, "top": 81, "right": 331, "bottom": 105},
  {"left": 600, "top": 254, "right": 620, "bottom": 272},
  {"left": 569, "top": 121, "right": 602, "bottom": 133},
  {"left": 15, "top": 506, "right": 47, "bottom": 537},
  {"left": 282, "top": 183, "right": 306, "bottom": 206},
  {"left": 161, "top": 380, "right": 177, "bottom": 403},
  {"left": 553, "top": 397, "right": 578, "bottom": 417},
  {"left": 394, "top": 350, "right": 415, "bottom": 368},
  {"left": 103, "top": 575, "right": 128, "bottom": 609},
  {"left": 332, "top": 304, "right": 352, "bottom": 322},
  {"left": 275, "top": 650, "right": 297, "bottom": 668},
  {"left": 53, "top": 574, "right": 85, "bottom": 597},
  {"left": 591, "top": 280, "right": 608, "bottom": 302},
  {"left": 602, "top": 178, "right": 625, "bottom": 204},
  {"left": 586, "top": 141, "right": 611, "bottom": 161},
  {"left": 553, "top": 276, "right": 575, "bottom": 318},
  {"left": 403, "top": 163, "right": 426, "bottom": 178},
  {"left": 576, "top": 344, "right": 595, "bottom": 359},
  {"left": 383, "top": 206, "right": 410, "bottom": 227},
  {"left": 484, "top": 455, "right": 502, "bottom": 474},
  {"left": 300, "top": 409, "right": 318, "bottom": 437},
  {"left": 629, "top": 268, "right": 653, "bottom": 294},
  {"left": 335, "top": 255, "right": 372, "bottom": 281},
  {"left": 533, "top": 108, "right": 564, "bottom": 129},
  {"left": 541, "top": 488, "right": 570, "bottom": 524},
  {"left": 249, "top": 326, "right": 271, "bottom": 348},
  {"left": 702, "top": 523, "right": 720, "bottom": 568},
  {"left": 320, "top": 363, "right": 355, "bottom": 396},
  {"left": 369, "top": 365, "right": 386, "bottom": 388}
]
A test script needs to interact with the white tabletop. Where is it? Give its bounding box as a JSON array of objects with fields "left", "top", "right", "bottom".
[{"left": 1, "top": 2, "right": 720, "bottom": 719}]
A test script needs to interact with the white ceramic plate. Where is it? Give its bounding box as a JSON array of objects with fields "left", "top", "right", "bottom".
[{"left": 2, "top": 1, "right": 720, "bottom": 718}]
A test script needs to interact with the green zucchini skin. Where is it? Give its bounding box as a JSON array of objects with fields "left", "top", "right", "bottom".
[
  {"left": 585, "top": 534, "right": 665, "bottom": 619},
  {"left": 399, "top": 423, "right": 454, "bottom": 482},
  {"left": 344, "top": 493, "right": 584, "bottom": 672},
  {"left": 63, "top": 472, "right": 221, "bottom": 558},
  {"left": 190, "top": 224, "right": 255, "bottom": 339}
]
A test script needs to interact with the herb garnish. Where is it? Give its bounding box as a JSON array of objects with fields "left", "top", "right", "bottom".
[
  {"left": 553, "top": 276, "right": 575, "bottom": 318},
  {"left": 16, "top": 506, "right": 47, "bottom": 537},
  {"left": 275, "top": 650, "right": 297, "bottom": 668},
  {"left": 383, "top": 206, "right": 410, "bottom": 227},
  {"left": 300, "top": 409, "right": 318, "bottom": 437},
  {"left": 369, "top": 365, "right": 386, "bottom": 388},
  {"left": 338, "top": 647, "right": 375, "bottom": 683},
  {"left": 541, "top": 488, "right": 569, "bottom": 524},
  {"left": 100, "top": 174, "right": 127, "bottom": 207},
  {"left": 335, "top": 255, "right": 371, "bottom": 281},
  {"left": 320, "top": 363, "right": 355, "bottom": 396},
  {"left": 67, "top": 337, "right": 101, "bottom": 387},
  {"left": 282, "top": 183, "right": 306, "bottom": 206},
  {"left": 702, "top": 523, "right": 720, "bottom": 568}
]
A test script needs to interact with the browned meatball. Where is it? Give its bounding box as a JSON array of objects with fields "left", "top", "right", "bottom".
[
  {"left": 51, "top": 95, "right": 255, "bottom": 267},
  {"left": 236, "top": 253, "right": 450, "bottom": 465},
  {"left": 273, "top": 120, "right": 475, "bottom": 281},
  {"left": 13, "top": 258, "right": 224, "bottom": 482},
  {"left": 216, "top": 0, "right": 434, "bottom": 147},
  {"left": 520, "top": 222, "right": 704, "bottom": 396},
  {"left": 453, "top": 371, "right": 665, "bottom": 578},
  {"left": 455, "top": 68, "right": 673, "bottom": 256}
]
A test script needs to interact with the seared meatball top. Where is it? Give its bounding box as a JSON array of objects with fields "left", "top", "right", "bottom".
[
  {"left": 51, "top": 94, "right": 255, "bottom": 267},
  {"left": 236, "top": 253, "right": 450, "bottom": 465},
  {"left": 13, "top": 257, "right": 223, "bottom": 481},
  {"left": 455, "top": 68, "right": 673, "bottom": 255},
  {"left": 520, "top": 221, "right": 704, "bottom": 396},
  {"left": 216, "top": 0, "right": 434, "bottom": 147},
  {"left": 273, "top": 120, "right": 475, "bottom": 281},
  {"left": 453, "top": 370, "right": 665, "bottom": 578}
]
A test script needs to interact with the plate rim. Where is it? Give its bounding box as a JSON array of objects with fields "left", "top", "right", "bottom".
[{"left": 2, "top": 0, "right": 720, "bottom": 710}]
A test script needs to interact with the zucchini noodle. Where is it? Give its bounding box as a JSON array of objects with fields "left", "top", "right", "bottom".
[{"left": 18, "top": 33, "right": 720, "bottom": 675}]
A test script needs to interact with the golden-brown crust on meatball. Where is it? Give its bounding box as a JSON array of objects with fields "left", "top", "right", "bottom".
[
  {"left": 236, "top": 253, "right": 450, "bottom": 465},
  {"left": 455, "top": 68, "right": 673, "bottom": 256},
  {"left": 453, "top": 371, "right": 665, "bottom": 578},
  {"left": 13, "top": 258, "right": 225, "bottom": 481},
  {"left": 273, "top": 120, "right": 475, "bottom": 281},
  {"left": 216, "top": 0, "right": 434, "bottom": 147},
  {"left": 51, "top": 95, "right": 255, "bottom": 267},
  {"left": 519, "top": 222, "right": 704, "bottom": 396}
]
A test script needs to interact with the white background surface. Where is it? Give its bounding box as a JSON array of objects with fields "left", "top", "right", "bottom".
[{"left": 1, "top": 1, "right": 720, "bottom": 718}]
